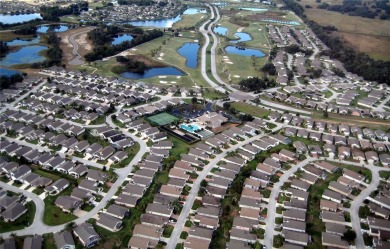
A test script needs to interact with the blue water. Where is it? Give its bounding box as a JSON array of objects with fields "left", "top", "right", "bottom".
[
  {"left": 112, "top": 34, "right": 134, "bottom": 45},
  {"left": 6, "top": 36, "right": 40, "bottom": 46},
  {"left": 0, "top": 68, "right": 21, "bottom": 77},
  {"left": 0, "top": 45, "right": 47, "bottom": 67},
  {"left": 0, "top": 13, "right": 42, "bottom": 24},
  {"left": 214, "top": 26, "right": 228, "bottom": 36},
  {"left": 231, "top": 32, "right": 252, "bottom": 43},
  {"left": 262, "top": 19, "right": 300, "bottom": 25},
  {"left": 120, "top": 67, "right": 184, "bottom": 79},
  {"left": 225, "top": 46, "right": 265, "bottom": 57},
  {"left": 127, "top": 15, "right": 181, "bottom": 28},
  {"left": 177, "top": 43, "right": 200, "bottom": 69},
  {"left": 183, "top": 8, "right": 207, "bottom": 15},
  {"left": 180, "top": 124, "right": 201, "bottom": 133},
  {"left": 240, "top": 7, "right": 268, "bottom": 11},
  {"left": 37, "top": 25, "right": 69, "bottom": 33}
]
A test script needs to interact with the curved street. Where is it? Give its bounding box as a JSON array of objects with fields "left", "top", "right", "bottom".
[
  {"left": 1, "top": 107, "right": 147, "bottom": 238},
  {"left": 68, "top": 28, "right": 92, "bottom": 65},
  {"left": 166, "top": 122, "right": 283, "bottom": 249}
]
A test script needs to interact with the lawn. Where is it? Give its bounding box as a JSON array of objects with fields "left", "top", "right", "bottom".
[
  {"left": 173, "top": 13, "right": 208, "bottom": 29},
  {"left": 231, "top": 102, "right": 270, "bottom": 118},
  {"left": 43, "top": 187, "right": 77, "bottom": 225},
  {"left": 112, "top": 143, "right": 141, "bottom": 168},
  {"left": 0, "top": 201, "right": 36, "bottom": 233}
]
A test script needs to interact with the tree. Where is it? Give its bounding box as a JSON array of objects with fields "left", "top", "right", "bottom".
[
  {"left": 323, "top": 110, "right": 328, "bottom": 118},
  {"left": 191, "top": 97, "right": 198, "bottom": 105},
  {"left": 273, "top": 234, "right": 284, "bottom": 248},
  {"left": 358, "top": 205, "right": 370, "bottom": 218},
  {"left": 200, "top": 180, "right": 208, "bottom": 187},
  {"left": 66, "top": 221, "right": 76, "bottom": 230},
  {"left": 223, "top": 102, "right": 231, "bottom": 110},
  {"left": 343, "top": 230, "right": 356, "bottom": 242}
]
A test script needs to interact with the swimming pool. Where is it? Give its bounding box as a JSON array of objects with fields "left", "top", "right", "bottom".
[{"left": 180, "top": 124, "right": 201, "bottom": 133}]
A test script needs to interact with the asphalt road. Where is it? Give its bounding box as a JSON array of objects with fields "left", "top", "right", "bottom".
[
  {"left": 68, "top": 28, "right": 92, "bottom": 65},
  {"left": 199, "top": 4, "right": 226, "bottom": 93}
]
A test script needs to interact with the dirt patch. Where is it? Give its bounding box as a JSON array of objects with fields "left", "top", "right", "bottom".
[
  {"left": 212, "top": 123, "right": 239, "bottom": 134},
  {"left": 58, "top": 27, "right": 93, "bottom": 64},
  {"left": 220, "top": 9, "right": 239, "bottom": 16}
]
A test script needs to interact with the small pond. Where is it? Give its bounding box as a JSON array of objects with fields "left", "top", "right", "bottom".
[
  {"left": 240, "top": 7, "right": 268, "bottom": 11},
  {"left": 0, "top": 68, "right": 21, "bottom": 77},
  {"left": 231, "top": 32, "right": 252, "bottom": 43},
  {"left": 0, "top": 13, "right": 42, "bottom": 24},
  {"left": 120, "top": 67, "right": 184, "bottom": 79},
  {"left": 225, "top": 46, "right": 265, "bottom": 57},
  {"left": 112, "top": 34, "right": 134, "bottom": 45},
  {"left": 6, "top": 36, "right": 40, "bottom": 46},
  {"left": 0, "top": 45, "right": 47, "bottom": 67},
  {"left": 214, "top": 26, "right": 228, "bottom": 36},
  {"left": 126, "top": 15, "right": 181, "bottom": 28},
  {"left": 183, "top": 8, "right": 207, "bottom": 15},
  {"left": 37, "top": 25, "right": 70, "bottom": 33},
  {"left": 177, "top": 43, "right": 200, "bottom": 69}
]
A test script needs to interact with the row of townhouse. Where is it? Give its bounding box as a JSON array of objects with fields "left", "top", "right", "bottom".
[
  {"left": 267, "top": 92, "right": 390, "bottom": 119},
  {"left": 127, "top": 140, "right": 175, "bottom": 248},
  {"left": 0, "top": 76, "right": 42, "bottom": 103},
  {"left": 0, "top": 188, "right": 28, "bottom": 223}
]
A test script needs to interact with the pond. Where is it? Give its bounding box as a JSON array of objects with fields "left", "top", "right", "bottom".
[
  {"left": 183, "top": 8, "right": 207, "bottom": 15},
  {"left": 225, "top": 46, "right": 265, "bottom": 57},
  {"left": 177, "top": 43, "right": 200, "bottom": 69},
  {"left": 0, "top": 68, "right": 21, "bottom": 77},
  {"left": 231, "top": 32, "right": 252, "bottom": 43},
  {"left": 0, "top": 45, "right": 48, "bottom": 67},
  {"left": 240, "top": 7, "right": 268, "bottom": 11},
  {"left": 126, "top": 15, "right": 181, "bottom": 28},
  {"left": 0, "top": 13, "right": 42, "bottom": 24},
  {"left": 112, "top": 34, "right": 134, "bottom": 45},
  {"left": 214, "top": 26, "right": 228, "bottom": 36},
  {"left": 37, "top": 25, "right": 70, "bottom": 33},
  {"left": 120, "top": 67, "right": 184, "bottom": 79},
  {"left": 6, "top": 36, "right": 40, "bottom": 46}
]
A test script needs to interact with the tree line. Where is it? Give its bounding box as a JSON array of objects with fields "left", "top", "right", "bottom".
[
  {"left": 14, "top": 25, "right": 37, "bottom": 35},
  {"left": 84, "top": 29, "right": 163, "bottom": 62},
  {"left": 112, "top": 56, "right": 149, "bottom": 74},
  {"left": 31, "top": 32, "right": 63, "bottom": 68},
  {"left": 283, "top": 0, "right": 390, "bottom": 84},
  {"left": 318, "top": 0, "right": 389, "bottom": 20},
  {"left": 0, "top": 41, "right": 8, "bottom": 55},
  {"left": 40, "top": 1, "right": 89, "bottom": 21},
  {"left": 238, "top": 76, "right": 276, "bottom": 92},
  {"left": 0, "top": 74, "right": 24, "bottom": 91}
]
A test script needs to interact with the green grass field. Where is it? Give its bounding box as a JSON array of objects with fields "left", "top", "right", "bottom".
[{"left": 231, "top": 102, "right": 270, "bottom": 118}]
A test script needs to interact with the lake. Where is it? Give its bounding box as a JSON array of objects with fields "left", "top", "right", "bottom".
[
  {"left": 120, "top": 67, "right": 184, "bottom": 79},
  {"left": 0, "top": 45, "right": 47, "bottom": 67},
  {"left": 183, "top": 8, "right": 207, "bottom": 15},
  {"left": 177, "top": 43, "right": 200, "bottom": 69},
  {"left": 231, "top": 32, "right": 252, "bottom": 43},
  {"left": 240, "top": 7, "right": 268, "bottom": 11},
  {"left": 0, "top": 68, "right": 21, "bottom": 77},
  {"left": 0, "top": 13, "right": 42, "bottom": 24},
  {"left": 214, "top": 26, "right": 228, "bottom": 36},
  {"left": 6, "top": 36, "right": 40, "bottom": 46},
  {"left": 112, "top": 34, "right": 134, "bottom": 45},
  {"left": 126, "top": 15, "right": 181, "bottom": 28},
  {"left": 225, "top": 46, "right": 265, "bottom": 57},
  {"left": 37, "top": 25, "right": 70, "bottom": 33}
]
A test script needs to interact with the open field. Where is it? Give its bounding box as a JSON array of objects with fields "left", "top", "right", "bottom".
[
  {"left": 58, "top": 27, "right": 93, "bottom": 64},
  {"left": 216, "top": 48, "right": 268, "bottom": 85},
  {"left": 303, "top": 8, "right": 390, "bottom": 61},
  {"left": 173, "top": 13, "right": 208, "bottom": 29},
  {"left": 231, "top": 102, "right": 270, "bottom": 118}
]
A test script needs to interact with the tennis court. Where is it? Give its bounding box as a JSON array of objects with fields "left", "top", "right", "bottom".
[{"left": 146, "top": 112, "right": 180, "bottom": 126}]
